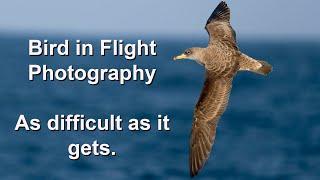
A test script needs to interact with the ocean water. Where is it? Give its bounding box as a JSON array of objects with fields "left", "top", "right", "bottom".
[{"left": 0, "top": 35, "right": 319, "bottom": 180}]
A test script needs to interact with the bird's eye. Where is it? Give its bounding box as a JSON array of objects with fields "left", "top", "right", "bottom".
[{"left": 185, "top": 50, "right": 191, "bottom": 55}]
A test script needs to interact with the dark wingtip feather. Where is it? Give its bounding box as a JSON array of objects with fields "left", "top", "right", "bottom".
[
  {"left": 190, "top": 170, "right": 197, "bottom": 178},
  {"left": 206, "top": 1, "right": 230, "bottom": 24}
]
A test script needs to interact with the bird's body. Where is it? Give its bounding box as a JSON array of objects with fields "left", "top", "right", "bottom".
[
  {"left": 201, "top": 45, "right": 239, "bottom": 77},
  {"left": 173, "top": 1, "right": 272, "bottom": 177}
]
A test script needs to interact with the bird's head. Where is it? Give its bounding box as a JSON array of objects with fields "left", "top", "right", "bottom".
[{"left": 173, "top": 47, "right": 205, "bottom": 65}]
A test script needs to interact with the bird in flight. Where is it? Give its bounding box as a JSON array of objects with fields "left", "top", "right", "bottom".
[{"left": 173, "top": 1, "right": 272, "bottom": 177}]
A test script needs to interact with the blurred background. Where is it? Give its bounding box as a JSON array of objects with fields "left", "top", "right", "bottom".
[{"left": 0, "top": 0, "right": 319, "bottom": 179}]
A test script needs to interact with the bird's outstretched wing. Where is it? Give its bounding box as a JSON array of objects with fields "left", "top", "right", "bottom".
[
  {"left": 205, "top": 1, "right": 237, "bottom": 46},
  {"left": 190, "top": 73, "right": 233, "bottom": 177}
]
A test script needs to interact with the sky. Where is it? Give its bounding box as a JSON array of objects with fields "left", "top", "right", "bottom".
[{"left": 0, "top": 0, "right": 319, "bottom": 37}]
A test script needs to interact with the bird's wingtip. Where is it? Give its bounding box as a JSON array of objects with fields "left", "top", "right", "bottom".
[
  {"left": 217, "top": 1, "right": 229, "bottom": 10},
  {"left": 219, "top": 0, "right": 228, "bottom": 7},
  {"left": 190, "top": 171, "right": 197, "bottom": 178},
  {"left": 206, "top": 0, "right": 230, "bottom": 24}
]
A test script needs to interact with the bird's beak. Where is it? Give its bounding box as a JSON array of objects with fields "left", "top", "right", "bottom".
[{"left": 173, "top": 54, "right": 187, "bottom": 61}]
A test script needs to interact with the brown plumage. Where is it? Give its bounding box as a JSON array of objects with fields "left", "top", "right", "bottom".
[{"left": 173, "top": 1, "right": 272, "bottom": 177}]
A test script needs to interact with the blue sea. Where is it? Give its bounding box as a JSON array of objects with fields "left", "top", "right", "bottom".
[{"left": 0, "top": 35, "right": 319, "bottom": 180}]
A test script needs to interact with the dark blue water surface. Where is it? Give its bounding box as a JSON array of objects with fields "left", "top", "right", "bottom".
[{"left": 0, "top": 35, "right": 319, "bottom": 180}]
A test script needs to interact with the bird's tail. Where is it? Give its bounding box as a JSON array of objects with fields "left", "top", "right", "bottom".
[{"left": 239, "top": 53, "right": 272, "bottom": 76}]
